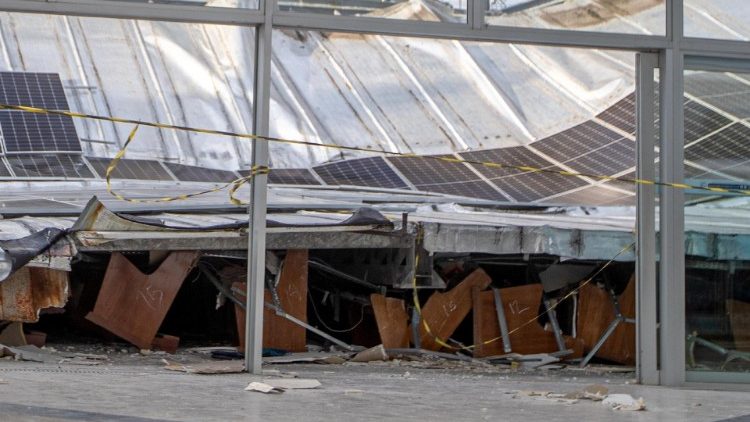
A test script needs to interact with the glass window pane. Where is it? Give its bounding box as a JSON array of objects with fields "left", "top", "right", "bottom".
[
  {"left": 487, "top": 0, "right": 666, "bottom": 35},
  {"left": 98, "top": 0, "right": 259, "bottom": 10},
  {"left": 269, "top": 31, "right": 637, "bottom": 207},
  {"left": 684, "top": 69, "right": 750, "bottom": 381},
  {"left": 0, "top": 12, "right": 255, "bottom": 172},
  {"left": 685, "top": 0, "right": 749, "bottom": 41},
  {"left": 278, "top": 0, "right": 467, "bottom": 22}
]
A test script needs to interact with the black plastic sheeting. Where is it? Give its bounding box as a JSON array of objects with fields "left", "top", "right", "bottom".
[
  {"left": 0, "top": 228, "right": 67, "bottom": 281},
  {"left": 118, "top": 207, "right": 394, "bottom": 231}
]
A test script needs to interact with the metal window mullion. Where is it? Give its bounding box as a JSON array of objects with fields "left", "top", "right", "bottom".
[
  {"left": 245, "top": 1, "right": 273, "bottom": 374},
  {"left": 468, "top": 0, "right": 485, "bottom": 30},
  {"left": 272, "top": 12, "right": 668, "bottom": 50},
  {"left": 636, "top": 52, "right": 659, "bottom": 386},
  {"left": 658, "top": 47, "right": 686, "bottom": 387}
]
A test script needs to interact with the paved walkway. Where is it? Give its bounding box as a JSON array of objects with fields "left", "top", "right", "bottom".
[{"left": 0, "top": 347, "right": 749, "bottom": 421}]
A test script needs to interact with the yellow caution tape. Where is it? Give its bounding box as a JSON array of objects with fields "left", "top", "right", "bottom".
[
  {"left": 0, "top": 106, "right": 656, "bottom": 355},
  {"left": 2, "top": 103, "right": 749, "bottom": 203},
  {"left": 103, "top": 124, "right": 269, "bottom": 204}
]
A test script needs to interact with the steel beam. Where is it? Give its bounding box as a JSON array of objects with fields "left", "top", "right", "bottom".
[
  {"left": 73, "top": 230, "right": 413, "bottom": 251},
  {"left": 636, "top": 52, "right": 659, "bottom": 385},
  {"left": 272, "top": 12, "right": 668, "bottom": 50},
  {"left": 245, "top": 0, "right": 274, "bottom": 375},
  {"left": 0, "top": 0, "right": 264, "bottom": 25}
]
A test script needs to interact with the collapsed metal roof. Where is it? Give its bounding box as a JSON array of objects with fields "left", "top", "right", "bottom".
[{"left": 0, "top": 0, "right": 747, "bottom": 264}]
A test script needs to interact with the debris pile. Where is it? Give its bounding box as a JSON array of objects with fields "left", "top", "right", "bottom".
[{"left": 512, "top": 384, "right": 646, "bottom": 411}]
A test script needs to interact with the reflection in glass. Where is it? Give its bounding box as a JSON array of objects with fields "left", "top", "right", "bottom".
[
  {"left": 684, "top": 70, "right": 750, "bottom": 378},
  {"left": 685, "top": 0, "right": 749, "bottom": 41},
  {"left": 98, "top": 0, "right": 259, "bottom": 9},
  {"left": 487, "top": 0, "right": 666, "bottom": 35},
  {"left": 277, "top": 0, "right": 467, "bottom": 22}
]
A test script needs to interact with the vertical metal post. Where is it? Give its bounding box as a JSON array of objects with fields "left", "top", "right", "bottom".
[
  {"left": 245, "top": 0, "right": 274, "bottom": 375},
  {"left": 636, "top": 52, "right": 659, "bottom": 385},
  {"left": 468, "top": 0, "right": 486, "bottom": 29},
  {"left": 658, "top": 0, "right": 686, "bottom": 385}
]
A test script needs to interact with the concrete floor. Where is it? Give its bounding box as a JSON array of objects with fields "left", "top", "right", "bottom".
[{"left": 0, "top": 346, "right": 749, "bottom": 421}]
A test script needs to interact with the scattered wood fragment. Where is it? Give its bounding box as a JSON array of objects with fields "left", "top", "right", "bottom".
[
  {"left": 418, "top": 268, "right": 491, "bottom": 351},
  {"left": 727, "top": 299, "right": 750, "bottom": 352},
  {"left": 235, "top": 249, "right": 309, "bottom": 352},
  {"left": 370, "top": 294, "right": 409, "bottom": 349},
  {"left": 86, "top": 251, "right": 199, "bottom": 350},
  {"left": 577, "top": 275, "right": 635, "bottom": 365},
  {"left": 473, "top": 284, "right": 582, "bottom": 358}
]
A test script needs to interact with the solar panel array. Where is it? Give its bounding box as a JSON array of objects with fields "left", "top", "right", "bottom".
[
  {"left": 389, "top": 155, "right": 506, "bottom": 201},
  {"left": 0, "top": 70, "right": 748, "bottom": 207},
  {"left": 268, "top": 168, "right": 321, "bottom": 185},
  {"left": 314, "top": 157, "right": 407, "bottom": 189},
  {"left": 0, "top": 72, "right": 82, "bottom": 153},
  {"left": 596, "top": 92, "right": 636, "bottom": 135},
  {"left": 461, "top": 146, "right": 587, "bottom": 202},
  {"left": 88, "top": 157, "right": 173, "bottom": 181},
  {"left": 7, "top": 154, "right": 94, "bottom": 178},
  {"left": 165, "top": 162, "right": 239, "bottom": 183}
]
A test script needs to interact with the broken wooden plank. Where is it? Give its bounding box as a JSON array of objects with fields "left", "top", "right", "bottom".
[
  {"left": 86, "top": 251, "right": 199, "bottom": 350},
  {"left": 473, "top": 284, "right": 583, "bottom": 358},
  {"left": 727, "top": 299, "right": 750, "bottom": 352},
  {"left": 0, "top": 267, "right": 69, "bottom": 322},
  {"left": 235, "top": 249, "right": 308, "bottom": 352},
  {"left": 577, "top": 275, "right": 635, "bottom": 365},
  {"left": 371, "top": 294, "right": 409, "bottom": 349},
  {"left": 419, "top": 268, "right": 491, "bottom": 351}
]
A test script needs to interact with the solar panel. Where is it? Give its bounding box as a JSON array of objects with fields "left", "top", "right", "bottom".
[
  {"left": 0, "top": 159, "right": 11, "bottom": 178},
  {"left": 7, "top": 154, "right": 94, "bottom": 178},
  {"left": 533, "top": 121, "right": 625, "bottom": 162},
  {"left": 684, "top": 101, "right": 732, "bottom": 143},
  {"left": 596, "top": 93, "right": 635, "bottom": 134},
  {"left": 685, "top": 123, "right": 750, "bottom": 179},
  {"left": 563, "top": 139, "right": 635, "bottom": 176},
  {"left": 413, "top": 180, "right": 506, "bottom": 201},
  {"left": 0, "top": 112, "right": 80, "bottom": 152},
  {"left": 461, "top": 146, "right": 554, "bottom": 176},
  {"left": 602, "top": 171, "right": 636, "bottom": 193},
  {"left": 388, "top": 155, "right": 505, "bottom": 201},
  {"left": 489, "top": 169, "right": 588, "bottom": 202},
  {"left": 461, "top": 147, "right": 587, "bottom": 202},
  {"left": 314, "top": 157, "right": 408, "bottom": 189},
  {"left": 164, "top": 162, "right": 238, "bottom": 183},
  {"left": 0, "top": 72, "right": 70, "bottom": 109},
  {"left": 88, "top": 157, "right": 173, "bottom": 181},
  {"left": 684, "top": 72, "right": 749, "bottom": 99},
  {"left": 0, "top": 72, "right": 81, "bottom": 153},
  {"left": 546, "top": 186, "right": 634, "bottom": 206},
  {"left": 267, "top": 168, "right": 321, "bottom": 186}
]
